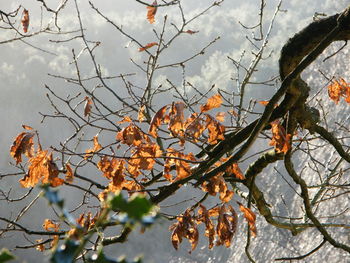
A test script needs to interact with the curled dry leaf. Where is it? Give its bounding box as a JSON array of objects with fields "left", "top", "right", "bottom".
[
  {"left": 216, "top": 204, "right": 238, "bottom": 247},
  {"left": 269, "top": 120, "right": 291, "bottom": 154},
  {"left": 42, "top": 219, "right": 60, "bottom": 232},
  {"left": 98, "top": 157, "right": 125, "bottom": 190},
  {"left": 128, "top": 143, "right": 162, "bottom": 176},
  {"left": 205, "top": 115, "right": 225, "bottom": 144},
  {"left": 164, "top": 148, "right": 195, "bottom": 182},
  {"left": 201, "top": 174, "right": 234, "bottom": 203},
  {"left": 19, "top": 150, "right": 64, "bottom": 188},
  {"left": 10, "top": 131, "right": 35, "bottom": 164},
  {"left": 21, "top": 9, "right": 29, "bottom": 33},
  {"left": 327, "top": 78, "right": 350, "bottom": 104},
  {"left": 84, "top": 96, "right": 93, "bottom": 117},
  {"left": 138, "top": 105, "right": 146, "bottom": 122},
  {"left": 85, "top": 135, "right": 102, "bottom": 158},
  {"left": 65, "top": 163, "right": 74, "bottom": 183},
  {"left": 146, "top": 0, "right": 157, "bottom": 24},
  {"left": 117, "top": 124, "right": 150, "bottom": 146},
  {"left": 197, "top": 205, "right": 215, "bottom": 249},
  {"left": 170, "top": 209, "right": 199, "bottom": 251},
  {"left": 139, "top": 42, "right": 158, "bottom": 52},
  {"left": 200, "top": 94, "right": 223, "bottom": 112},
  {"left": 149, "top": 105, "right": 169, "bottom": 137},
  {"left": 184, "top": 30, "right": 199, "bottom": 35},
  {"left": 237, "top": 202, "right": 257, "bottom": 237}
]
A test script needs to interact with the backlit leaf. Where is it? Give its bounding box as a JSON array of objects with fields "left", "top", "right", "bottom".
[
  {"left": 149, "top": 105, "right": 169, "bottom": 137},
  {"left": 138, "top": 42, "right": 158, "bottom": 52},
  {"left": 21, "top": 9, "right": 29, "bottom": 33},
  {"left": 84, "top": 97, "right": 93, "bottom": 117},
  {"left": 237, "top": 202, "right": 257, "bottom": 237},
  {"left": 146, "top": 0, "right": 157, "bottom": 24},
  {"left": 10, "top": 131, "right": 35, "bottom": 164},
  {"left": 85, "top": 135, "right": 102, "bottom": 158},
  {"left": 200, "top": 94, "right": 223, "bottom": 112}
]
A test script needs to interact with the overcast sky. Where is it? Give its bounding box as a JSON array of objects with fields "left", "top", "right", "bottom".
[{"left": 1, "top": 0, "right": 350, "bottom": 262}]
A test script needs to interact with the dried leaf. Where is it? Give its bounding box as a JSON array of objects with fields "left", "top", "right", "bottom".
[
  {"left": 149, "top": 105, "right": 169, "bottom": 137},
  {"left": 206, "top": 115, "right": 225, "bottom": 144},
  {"left": 65, "top": 163, "right": 74, "bottom": 183},
  {"left": 85, "top": 135, "right": 102, "bottom": 158},
  {"left": 19, "top": 150, "right": 64, "bottom": 188},
  {"left": 98, "top": 157, "right": 125, "bottom": 190},
  {"left": 128, "top": 143, "right": 162, "bottom": 176},
  {"left": 184, "top": 30, "right": 199, "bottom": 35},
  {"left": 215, "top": 112, "right": 225, "bottom": 122},
  {"left": 10, "top": 131, "right": 35, "bottom": 164},
  {"left": 269, "top": 120, "right": 291, "bottom": 154},
  {"left": 327, "top": 78, "right": 350, "bottom": 104},
  {"left": 237, "top": 202, "right": 257, "bottom": 237},
  {"left": 184, "top": 113, "right": 206, "bottom": 142},
  {"left": 216, "top": 205, "right": 238, "bottom": 247},
  {"left": 229, "top": 163, "right": 245, "bottom": 180},
  {"left": 84, "top": 97, "right": 93, "bottom": 117},
  {"left": 200, "top": 94, "right": 223, "bottom": 112},
  {"left": 43, "top": 219, "right": 60, "bottom": 232},
  {"left": 22, "top": 124, "right": 33, "bottom": 130},
  {"left": 117, "top": 124, "right": 149, "bottom": 146},
  {"left": 21, "top": 9, "right": 29, "bottom": 33},
  {"left": 146, "top": 0, "right": 157, "bottom": 24},
  {"left": 168, "top": 102, "right": 186, "bottom": 143},
  {"left": 197, "top": 205, "right": 215, "bottom": 249},
  {"left": 138, "top": 105, "right": 146, "bottom": 122},
  {"left": 139, "top": 42, "right": 158, "bottom": 52},
  {"left": 36, "top": 239, "right": 45, "bottom": 252},
  {"left": 164, "top": 148, "right": 195, "bottom": 181},
  {"left": 117, "top": 116, "right": 133, "bottom": 123},
  {"left": 170, "top": 209, "right": 198, "bottom": 251}
]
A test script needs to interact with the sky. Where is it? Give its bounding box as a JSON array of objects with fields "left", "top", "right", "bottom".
[{"left": 1, "top": 0, "right": 350, "bottom": 262}]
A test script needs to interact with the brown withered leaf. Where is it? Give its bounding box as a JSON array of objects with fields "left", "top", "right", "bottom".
[
  {"left": 98, "top": 157, "right": 125, "bottom": 189},
  {"left": 117, "top": 124, "right": 149, "bottom": 146},
  {"left": 138, "top": 105, "right": 146, "bottom": 122},
  {"left": 146, "top": 0, "right": 157, "bottom": 24},
  {"left": 22, "top": 124, "right": 33, "bottom": 130},
  {"left": 228, "top": 163, "right": 245, "bottom": 180},
  {"left": 10, "top": 131, "right": 35, "bottom": 164},
  {"left": 215, "top": 112, "right": 225, "bottom": 122},
  {"left": 216, "top": 204, "right": 238, "bottom": 247},
  {"left": 117, "top": 116, "right": 133, "bottom": 123},
  {"left": 201, "top": 174, "right": 233, "bottom": 203},
  {"left": 184, "top": 30, "right": 199, "bottom": 35},
  {"left": 205, "top": 115, "right": 225, "bottom": 144},
  {"left": 21, "top": 9, "right": 29, "bottom": 33},
  {"left": 128, "top": 143, "right": 162, "bottom": 177},
  {"left": 269, "top": 120, "right": 291, "bottom": 154},
  {"left": 200, "top": 94, "right": 223, "bottom": 112},
  {"left": 164, "top": 148, "right": 195, "bottom": 181},
  {"left": 197, "top": 205, "right": 215, "bottom": 249},
  {"left": 65, "top": 163, "right": 74, "bottom": 183},
  {"left": 139, "top": 42, "right": 158, "bottom": 52},
  {"left": 19, "top": 150, "right": 64, "bottom": 188},
  {"left": 170, "top": 209, "right": 199, "bottom": 251},
  {"left": 84, "top": 96, "right": 93, "bottom": 117},
  {"left": 237, "top": 202, "right": 257, "bottom": 237},
  {"left": 327, "top": 78, "right": 350, "bottom": 104},
  {"left": 85, "top": 135, "right": 102, "bottom": 158},
  {"left": 36, "top": 239, "right": 45, "bottom": 252},
  {"left": 168, "top": 102, "right": 186, "bottom": 141},
  {"left": 43, "top": 219, "right": 60, "bottom": 232},
  {"left": 149, "top": 105, "right": 169, "bottom": 137},
  {"left": 184, "top": 113, "right": 206, "bottom": 142}
]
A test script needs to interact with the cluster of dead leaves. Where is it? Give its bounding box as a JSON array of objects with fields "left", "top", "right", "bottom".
[
  {"left": 36, "top": 219, "right": 60, "bottom": 251},
  {"left": 68, "top": 212, "right": 99, "bottom": 240},
  {"left": 269, "top": 120, "right": 291, "bottom": 154},
  {"left": 170, "top": 204, "right": 243, "bottom": 251},
  {"left": 327, "top": 78, "right": 350, "bottom": 104},
  {"left": 10, "top": 126, "right": 71, "bottom": 188},
  {"left": 149, "top": 94, "right": 225, "bottom": 145}
]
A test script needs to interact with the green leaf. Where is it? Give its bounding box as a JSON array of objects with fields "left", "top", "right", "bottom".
[
  {"left": 108, "top": 193, "right": 128, "bottom": 212},
  {"left": 125, "top": 195, "right": 153, "bottom": 220},
  {"left": 0, "top": 248, "right": 15, "bottom": 263}
]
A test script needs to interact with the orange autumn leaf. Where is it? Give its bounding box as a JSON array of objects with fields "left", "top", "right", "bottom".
[
  {"left": 201, "top": 174, "right": 234, "bottom": 203},
  {"left": 205, "top": 115, "right": 225, "bottom": 144},
  {"left": 146, "top": 0, "right": 157, "bottom": 24},
  {"left": 22, "top": 124, "right": 33, "bottom": 130},
  {"left": 138, "top": 105, "right": 146, "bottom": 122},
  {"left": 164, "top": 149, "right": 195, "bottom": 181},
  {"left": 184, "top": 113, "right": 206, "bottom": 142},
  {"left": 139, "top": 42, "right": 158, "bottom": 52},
  {"left": 10, "top": 131, "right": 35, "bottom": 164},
  {"left": 200, "top": 94, "right": 223, "bottom": 112},
  {"left": 215, "top": 112, "right": 225, "bottom": 122},
  {"left": 128, "top": 143, "right": 162, "bottom": 176},
  {"left": 98, "top": 157, "right": 125, "bottom": 190},
  {"left": 269, "top": 120, "right": 291, "bottom": 154},
  {"left": 149, "top": 105, "right": 169, "bottom": 137},
  {"left": 327, "top": 78, "right": 350, "bottom": 104},
  {"left": 36, "top": 239, "right": 45, "bottom": 252},
  {"left": 170, "top": 209, "right": 199, "bottom": 251},
  {"left": 20, "top": 150, "right": 64, "bottom": 188},
  {"left": 216, "top": 204, "right": 237, "bottom": 247},
  {"left": 258, "top": 100, "right": 269, "bottom": 106},
  {"left": 237, "top": 202, "right": 257, "bottom": 237},
  {"left": 84, "top": 96, "right": 93, "bottom": 117},
  {"left": 117, "top": 116, "right": 133, "bottom": 123},
  {"left": 117, "top": 124, "right": 149, "bottom": 146},
  {"left": 21, "top": 9, "right": 29, "bottom": 33},
  {"left": 168, "top": 102, "right": 186, "bottom": 144},
  {"left": 65, "top": 163, "right": 74, "bottom": 183},
  {"left": 85, "top": 135, "right": 102, "bottom": 158},
  {"left": 230, "top": 163, "right": 245, "bottom": 180},
  {"left": 197, "top": 205, "right": 215, "bottom": 249},
  {"left": 43, "top": 219, "right": 60, "bottom": 232}
]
